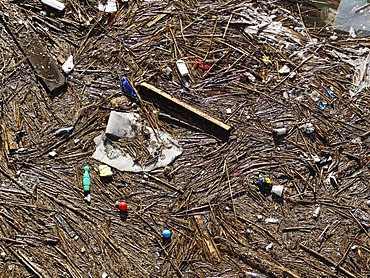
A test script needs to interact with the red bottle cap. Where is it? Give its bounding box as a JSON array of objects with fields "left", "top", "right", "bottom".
[{"left": 118, "top": 202, "right": 127, "bottom": 212}]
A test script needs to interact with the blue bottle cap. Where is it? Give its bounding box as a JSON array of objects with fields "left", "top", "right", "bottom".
[
  {"left": 162, "top": 229, "right": 171, "bottom": 239},
  {"left": 121, "top": 77, "right": 136, "bottom": 97},
  {"left": 84, "top": 165, "right": 89, "bottom": 171}
]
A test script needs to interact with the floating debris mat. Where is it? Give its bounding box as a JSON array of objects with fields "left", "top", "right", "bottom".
[{"left": 0, "top": 0, "right": 369, "bottom": 277}]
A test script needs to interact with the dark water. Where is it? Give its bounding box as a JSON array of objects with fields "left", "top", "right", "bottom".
[
  {"left": 300, "top": 0, "right": 370, "bottom": 37},
  {"left": 303, "top": 0, "right": 341, "bottom": 27}
]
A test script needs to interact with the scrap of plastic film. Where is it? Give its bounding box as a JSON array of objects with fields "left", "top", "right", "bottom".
[
  {"left": 264, "top": 177, "right": 272, "bottom": 184},
  {"left": 262, "top": 56, "right": 271, "bottom": 64},
  {"left": 333, "top": 0, "right": 370, "bottom": 37}
]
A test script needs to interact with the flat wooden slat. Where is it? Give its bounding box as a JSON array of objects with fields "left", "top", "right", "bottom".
[{"left": 138, "top": 82, "right": 232, "bottom": 141}]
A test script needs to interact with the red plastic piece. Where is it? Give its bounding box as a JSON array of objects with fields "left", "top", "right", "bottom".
[{"left": 193, "top": 58, "right": 211, "bottom": 71}]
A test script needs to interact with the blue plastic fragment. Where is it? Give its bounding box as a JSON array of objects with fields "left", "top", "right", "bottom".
[
  {"left": 121, "top": 77, "right": 136, "bottom": 97},
  {"left": 325, "top": 88, "right": 336, "bottom": 98},
  {"left": 318, "top": 101, "right": 327, "bottom": 110}
]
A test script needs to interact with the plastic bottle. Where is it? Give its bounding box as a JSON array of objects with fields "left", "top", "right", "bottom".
[{"left": 83, "top": 165, "right": 90, "bottom": 193}]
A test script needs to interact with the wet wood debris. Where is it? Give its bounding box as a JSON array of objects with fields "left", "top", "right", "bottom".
[{"left": 0, "top": 0, "right": 369, "bottom": 277}]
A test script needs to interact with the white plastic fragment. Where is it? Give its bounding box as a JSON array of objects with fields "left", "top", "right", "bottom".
[
  {"left": 243, "top": 271, "right": 264, "bottom": 278},
  {"left": 62, "top": 55, "right": 74, "bottom": 74},
  {"left": 163, "top": 66, "right": 172, "bottom": 76},
  {"left": 55, "top": 126, "right": 73, "bottom": 137},
  {"left": 325, "top": 173, "right": 338, "bottom": 187},
  {"left": 349, "top": 26, "right": 357, "bottom": 38},
  {"left": 48, "top": 150, "right": 57, "bottom": 157},
  {"left": 330, "top": 34, "right": 338, "bottom": 41},
  {"left": 92, "top": 112, "right": 182, "bottom": 172},
  {"left": 265, "top": 243, "right": 273, "bottom": 252},
  {"left": 98, "top": 0, "right": 117, "bottom": 13},
  {"left": 226, "top": 108, "right": 232, "bottom": 114},
  {"left": 289, "top": 72, "right": 296, "bottom": 79},
  {"left": 273, "top": 127, "right": 287, "bottom": 136},
  {"left": 98, "top": 165, "right": 113, "bottom": 177},
  {"left": 313, "top": 206, "right": 321, "bottom": 218},
  {"left": 176, "top": 59, "right": 189, "bottom": 77},
  {"left": 312, "top": 155, "right": 320, "bottom": 163},
  {"left": 278, "top": 64, "right": 290, "bottom": 74},
  {"left": 299, "top": 123, "right": 315, "bottom": 134},
  {"left": 102, "top": 272, "right": 110, "bottom": 278},
  {"left": 84, "top": 194, "right": 91, "bottom": 203},
  {"left": 244, "top": 72, "right": 256, "bottom": 82},
  {"left": 271, "top": 185, "right": 284, "bottom": 197},
  {"left": 265, "top": 218, "right": 279, "bottom": 224},
  {"left": 105, "top": 111, "right": 139, "bottom": 139},
  {"left": 309, "top": 90, "right": 320, "bottom": 102},
  {"left": 41, "top": 0, "right": 65, "bottom": 11}
]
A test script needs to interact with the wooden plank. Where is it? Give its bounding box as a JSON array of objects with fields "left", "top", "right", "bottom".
[
  {"left": 137, "top": 82, "right": 232, "bottom": 141},
  {"left": 0, "top": 5, "right": 66, "bottom": 94}
]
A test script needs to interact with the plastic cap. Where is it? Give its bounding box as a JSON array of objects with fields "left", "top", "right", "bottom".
[
  {"left": 118, "top": 202, "right": 127, "bottom": 212},
  {"left": 162, "top": 229, "right": 171, "bottom": 238},
  {"left": 84, "top": 165, "right": 89, "bottom": 171}
]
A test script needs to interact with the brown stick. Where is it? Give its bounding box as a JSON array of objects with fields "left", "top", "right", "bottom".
[
  {"left": 299, "top": 243, "right": 357, "bottom": 278},
  {"left": 9, "top": 248, "right": 48, "bottom": 278}
]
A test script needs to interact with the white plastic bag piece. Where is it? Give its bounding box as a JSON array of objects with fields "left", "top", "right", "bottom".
[
  {"left": 98, "top": 0, "right": 117, "bottom": 13},
  {"left": 41, "top": 0, "right": 65, "bottom": 11},
  {"left": 62, "top": 55, "right": 74, "bottom": 74},
  {"left": 176, "top": 59, "right": 189, "bottom": 77}
]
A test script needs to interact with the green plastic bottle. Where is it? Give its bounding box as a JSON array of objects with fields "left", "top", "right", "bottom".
[{"left": 83, "top": 165, "right": 90, "bottom": 192}]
